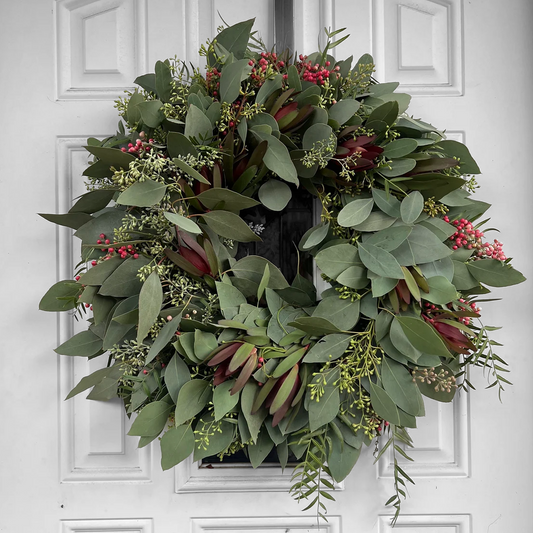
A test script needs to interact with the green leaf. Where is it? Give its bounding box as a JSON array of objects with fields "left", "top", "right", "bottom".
[
  {"left": 359, "top": 243, "right": 404, "bottom": 279},
  {"left": 369, "top": 382, "right": 401, "bottom": 425},
  {"left": 215, "top": 19, "right": 254, "bottom": 60},
  {"left": 172, "top": 157, "right": 210, "bottom": 184},
  {"left": 165, "top": 354, "right": 191, "bottom": 403},
  {"left": 69, "top": 189, "right": 116, "bottom": 214},
  {"left": 400, "top": 191, "right": 424, "bottom": 224},
  {"left": 256, "top": 74, "right": 283, "bottom": 106},
  {"left": 396, "top": 316, "right": 451, "bottom": 357},
  {"left": 128, "top": 401, "right": 173, "bottom": 437},
  {"left": 126, "top": 91, "right": 144, "bottom": 123},
  {"left": 166, "top": 131, "right": 198, "bottom": 159},
  {"left": 248, "top": 428, "right": 274, "bottom": 468},
  {"left": 137, "top": 272, "right": 163, "bottom": 343},
  {"left": 337, "top": 198, "right": 374, "bottom": 227},
  {"left": 424, "top": 276, "right": 457, "bottom": 304},
  {"left": 197, "top": 188, "right": 260, "bottom": 213},
  {"left": 452, "top": 260, "right": 479, "bottom": 290},
  {"left": 231, "top": 256, "right": 289, "bottom": 289},
  {"left": 315, "top": 243, "right": 361, "bottom": 279},
  {"left": 300, "top": 222, "right": 330, "bottom": 251},
  {"left": 327, "top": 433, "right": 361, "bottom": 482},
  {"left": 435, "top": 140, "right": 480, "bottom": 174},
  {"left": 213, "top": 379, "right": 240, "bottom": 421},
  {"left": 241, "top": 381, "right": 268, "bottom": 443},
  {"left": 66, "top": 365, "right": 124, "bottom": 400},
  {"left": 313, "top": 297, "right": 360, "bottom": 331},
  {"left": 135, "top": 72, "right": 157, "bottom": 93},
  {"left": 39, "top": 280, "right": 81, "bottom": 312},
  {"left": 137, "top": 100, "right": 165, "bottom": 128},
  {"left": 155, "top": 60, "right": 172, "bottom": 102},
  {"left": 392, "top": 225, "right": 453, "bottom": 266},
  {"left": 287, "top": 65, "right": 302, "bottom": 92},
  {"left": 163, "top": 212, "right": 202, "bottom": 234},
  {"left": 55, "top": 330, "right": 103, "bottom": 357},
  {"left": 379, "top": 158, "right": 417, "bottom": 178},
  {"left": 202, "top": 210, "right": 261, "bottom": 242},
  {"left": 367, "top": 100, "right": 399, "bottom": 127},
  {"left": 39, "top": 212, "right": 93, "bottom": 230},
  {"left": 116, "top": 179, "right": 167, "bottom": 207},
  {"left": 184, "top": 104, "right": 213, "bottom": 144},
  {"left": 372, "top": 188, "right": 401, "bottom": 218},
  {"left": 365, "top": 226, "right": 412, "bottom": 252},
  {"left": 251, "top": 130, "right": 298, "bottom": 184},
  {"left": 85, "top": 145, "right": 135, "bottom": 169},
  {"left": 146, "top": 315, "right": 182, "bottom": 364},
  {"left": 160, "top": 425, "right": 195, "bottom": 470},
  {"left": 220, "top": 58, "right": 252, "bottom": 103},
  {"left": 215, "top": 281, "right": 247, "bottom": 319},
  {"left": 99, "top": 256, "right": 150, "bottom": 297},
  {"left": 258, "top": 179, "right": 292, "bottom": 211},
  {"left": 467, "top": 259, "right": 526, "bottom": 287},
  {"left": 86, "top": 376, "right": 120, "bottom": 401},
  {"left": 328, "top": 99, "right": 360, "bottom": 125},
  {"left": 303, "top": 334, "right": 351, "bottom": 363},
  {"left": 103, "top": 296, "right": 137, "bottom": 350},
  {"left": 336, "top": 265, "right": 369, "bottom": 289},
  {"left": 288, "top": 316, "right": 342, "bottom": 335},
  {"left": 194, "top": 330, "right": 218, "bottom": 361},
  {"left": 308, "top": 383, "right": 340, "bottom": 432},
  {"left": 302, "top": 122, "right": 334, "bottom": 150},
  {"left": 174, "top": 380, "right": 212, "bottom": 426},
  {"left": 350, "top": 211, "right": 397, "bottom": 232},
  {"left": 257, "top": 263, "right": 270, "bottom": 301},
  {"left": 382, "top": 138, "right": 418, "bottom": 159},
  {"left": 382, "top": 358, "right": 425, "bottom": 416}
]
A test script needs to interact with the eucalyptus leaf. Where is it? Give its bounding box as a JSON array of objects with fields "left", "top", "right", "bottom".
[
  {"left": 202, "top": 210, "right": 261, "bottom": 242},
  {"left": 116, "top": 179, "right": 167, "bottom": 207},
  {"left": 137, "top": 272, "right": 163, "bottom": 343},
  {"left": 258, "top": 179, "right": 292, "bottom": 211},
  {"left": 338, "top": 198, "right": 374, "bottom": 227},
  {"left": 174, "top": 380, "right": 212, "bottom": 426},
  {"left": 160, "top": 425, "right": 195, "bottom": 470}
]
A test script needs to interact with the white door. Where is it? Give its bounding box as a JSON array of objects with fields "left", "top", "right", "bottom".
[{"left": 2, "top": 1, "right": 531, "bottom": 532}]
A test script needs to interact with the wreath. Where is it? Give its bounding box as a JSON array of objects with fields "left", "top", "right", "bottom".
[{"left": 40, "top": 20, "right": 525, "bottom": 522}]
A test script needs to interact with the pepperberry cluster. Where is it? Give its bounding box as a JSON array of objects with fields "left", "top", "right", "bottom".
[
  {"left": 89, "top": 233, "right": 139, "bottom": 266},
  {"left": 205, "top": 67, "right": 221, "bottom": 97},
  {"left": 296, "top": 55, "right": 340, "bottom": 85},
  {"left": 120, "top": 138, "right": 153, "bottom": 154},
  {"left": 248, "top": 52, "right": 286, "bottom": 87},
  {"left": 444, "top": 216, "right": 506, "bottom": 261}
]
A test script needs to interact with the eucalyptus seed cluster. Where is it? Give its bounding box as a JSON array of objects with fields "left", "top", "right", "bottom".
[
  {"left": 112, "top": 340, "right": 149, "bottom": 379},
  {"left": 337, "top": 326, "right": 383, "bottom": 391},
  {"left": 302, "top": 133, "right": 337, "bottom": 169},
  {"left": 412, "top": 366, "right": 457, "bottom": 393},
  {"left": 194, "top": 415, "right": 222, "bottom": 451},
  {"left": 423, "top": 196, "right": 448, "bottom": 217},
  {"left": 343, "top": 390, "right": 382, "bottom": 437}
]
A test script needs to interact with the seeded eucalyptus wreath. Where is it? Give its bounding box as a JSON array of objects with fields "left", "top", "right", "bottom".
[{"left": 40, "top": 20, "right": 525, "bottom": 522}]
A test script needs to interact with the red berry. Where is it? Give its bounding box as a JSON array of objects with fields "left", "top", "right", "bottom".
[
  {"left": 143, "top": 370, "right": 148, "bottom": 375},
  {"left": 91, "top": 260, "right": 97, "bottom": 266}
]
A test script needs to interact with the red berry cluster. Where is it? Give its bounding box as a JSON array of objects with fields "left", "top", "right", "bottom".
[
  {"left": 296, "top": 55, "right": 340, "bottom": 85},
  {"left": 90, "top": 233, "right": 139, "bottom": 266},
  {"left": 206, "top": 67, "right": 221, "bottom": 96},
  {"left": 248, "top": 52, "right": 286, "bottom": 86},
  {"left": 456, "top": 298, "right": 480, "bottom": 326},
  {"left": 424, "top": 300, "right": 480, "bottom": 327},
  {"left": 121, "top": 138, "right": 153, "bottom": 154},
  {"left": 444, "top": 216, "right": 506, "bottom": 261}
]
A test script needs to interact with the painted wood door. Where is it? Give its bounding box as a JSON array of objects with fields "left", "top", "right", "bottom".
[{"left": 1, "top": 1, "right": 532, "bottom": 533}]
